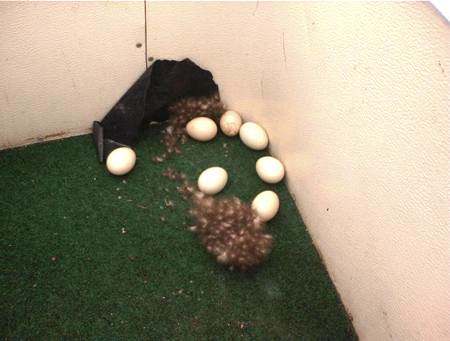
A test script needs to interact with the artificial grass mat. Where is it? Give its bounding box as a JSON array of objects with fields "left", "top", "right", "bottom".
[{"left": 1, "top": 127, "right": 356, "bottom": 339}]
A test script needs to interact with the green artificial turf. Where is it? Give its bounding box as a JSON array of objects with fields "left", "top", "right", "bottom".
[{"left": 1, "top": 126, "right": 356, "bottom": 339}]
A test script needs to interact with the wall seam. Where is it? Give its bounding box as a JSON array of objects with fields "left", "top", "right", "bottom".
[{"left": 144, "top": 0, "right": 148, "bottom": 68}]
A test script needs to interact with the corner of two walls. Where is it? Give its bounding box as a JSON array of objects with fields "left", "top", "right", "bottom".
[{"left": 0, "top": 1, "right": 147, "bottom": 150}]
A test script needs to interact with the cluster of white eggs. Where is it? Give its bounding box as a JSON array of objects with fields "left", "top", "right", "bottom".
[
  {"left": 187, "top": 110, "right": 285, "bottom": 222},
  {"left": 105, "top": 110, "right": 285, "bottom": 222}
]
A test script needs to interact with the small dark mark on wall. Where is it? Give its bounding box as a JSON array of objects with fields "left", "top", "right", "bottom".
[
  {"left": 148, "top": 56, "right": 154, "bottom": 62},
  {"left": 382, "top": 309, "right": 394, "bottom": 339},
  {"left": 24, "top": 131, "right": 67, "bottom": 143},
  {"left": 136, "top": 42, "right": 142, "bottom": 48},
  {"left": 438, "top": 60, "right": 445, "bottom": 74},
  {"left": 326, "top": 208, "right": 329, "bottom": 211},
  {"left": 44, "top": 131, "right": 67, "bottom": 139}
]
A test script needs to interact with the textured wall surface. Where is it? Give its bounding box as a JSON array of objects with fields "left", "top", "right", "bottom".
[
  {"left": 147, "top": 2, "right": 450, "bottom": 340},
  {"left": 0, "top": 1, "right": 145, "bottom": 149}
]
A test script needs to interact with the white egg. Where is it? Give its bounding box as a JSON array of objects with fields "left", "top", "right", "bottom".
[
  {"left": 256, "top": 156, "right": 285, "bottom": 184},
  {"left": 106, "top": 147, "right": 136, "bottom": 176},
  {"left": 186, "top": 117, "right": 218, "bottom": 141},
  {"left": 198, "top": 167, "right": 228, "bottom": 195},
  {"left": 220, "top": 110, "right": 242, "bottom": 136},
  {"left": 239, "top": 122, "right": 269, "bottom": 150},
  {"left": 252, "top": 190, "right": 280, "bottom": 222}
]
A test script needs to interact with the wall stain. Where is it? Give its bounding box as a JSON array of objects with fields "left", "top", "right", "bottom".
[
  {"left": 438, "top": 60, "right": 445, "bottom": 74},
  {"left": 25, "top": 131, "right": 67, "bottom": 142},
  {"left": 44, "top": 131, "right": 68, "bottom": 139}
]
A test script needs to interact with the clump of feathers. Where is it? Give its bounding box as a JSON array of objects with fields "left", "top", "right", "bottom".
[
  {"left": 153, "top": 93, "right": 224, "bottom": 163},
  {"left": 163, "top": 168, "right": 274, "bottom": 272}
]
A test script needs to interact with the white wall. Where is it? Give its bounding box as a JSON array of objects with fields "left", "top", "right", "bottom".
[
  {"left": 147, "top": 2, "right": 449, "bottom": 340},
  {"left": 0, "top": 1, "right": 145, "bottom": 149}
]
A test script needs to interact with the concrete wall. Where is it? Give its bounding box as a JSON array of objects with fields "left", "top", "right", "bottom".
[
  {"left": 1, "top": 2, "right": 449, "bottom": 340},
  {"left": 0, "top": 1, "right": 145, "bottom": 149},
  {"left": 147, "top": 2, "right": 449, "bottom": 340}
]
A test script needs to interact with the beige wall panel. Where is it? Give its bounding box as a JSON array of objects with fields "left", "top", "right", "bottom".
[
  {"left": 147, "top": 2, "right": 449, "bottom": 340},
  {"left": 0, "top": 1, "right": 146, "bottom": 149}
]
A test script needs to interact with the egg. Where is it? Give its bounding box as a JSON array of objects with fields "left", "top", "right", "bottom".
[
  {"left": 220, "top": 110, "right": 242, "bottom": 136},
  {"left": 198, "top": 167, "right": 228, "bottom": 195},
  {"left": 186, "top": 117, "right": 218, "bottom": 141},
  {"left": 256, "top": 156, "right": 285, "bottom": 184},
  {"left": 239, "top": 122, "right": 269, "bottom": 150},
  {"left": 106, "top": 147, "right": 136, "bottom": 176},
  {"left": 251, "top": 190, "right": 280, "bottom": 222}
]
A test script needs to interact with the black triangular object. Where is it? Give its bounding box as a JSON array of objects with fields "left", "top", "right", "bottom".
[{"left": 93, "top": 59, "right": 219, "bottom": 162}]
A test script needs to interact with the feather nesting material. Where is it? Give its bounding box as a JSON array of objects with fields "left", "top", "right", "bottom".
[
  {"left": 153, "top": 93, "right": 224, "bottom": 163},
  {"left": 163, "top": 168, "right": 274, "bottom": 272}
]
